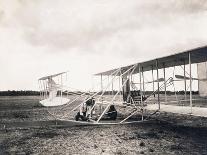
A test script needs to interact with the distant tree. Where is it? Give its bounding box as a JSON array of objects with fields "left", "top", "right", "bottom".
[{"left": 0, "top": 90, "right": 40, "bottom": 96}]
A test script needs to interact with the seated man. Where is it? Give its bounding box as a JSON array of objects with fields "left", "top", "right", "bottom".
[
  {"left": 75, "top": 97, "right": 95, "bottom": 121},
  {"left": 106, "top": 105, "right": 117, "bottom": 120},
  {"left": 75, "top": 102, "right": 88, "bottom": 121}
]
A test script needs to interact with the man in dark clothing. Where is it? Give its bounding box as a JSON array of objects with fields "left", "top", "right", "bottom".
[{"left": 106, "top": 105, "right": 117, "bottom": 120}]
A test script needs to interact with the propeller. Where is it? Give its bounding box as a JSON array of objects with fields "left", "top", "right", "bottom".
[
  {"left": 149, "top": 78, "right": 165, "bottom": 83},
  {"left": 132, "top": 78, "right": 165, "bottom": 85},
  {"left": 175, "top": 75, "right": 207, "bottom": 81}
]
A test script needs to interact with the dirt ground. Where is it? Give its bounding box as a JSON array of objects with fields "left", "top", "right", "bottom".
[{"left": 0, "top": 96, "right": 207, "bottom": 155}]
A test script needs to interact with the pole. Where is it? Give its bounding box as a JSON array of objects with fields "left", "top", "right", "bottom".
[
  {"left": 101, "top": 74, "right": 103, "bottom": 104},
  {"left": 163, "top": 63, "right": 167, "bottom": 102},
  {"left": 119, "top": 75, "right": 121, "bottom": 102},
  {"left": 112, "top": 75, "right": 114, "bottom": 96},
  {"left": 108, "top": 75, "right": 110, "bottom": 95},
  {"left": 96, "top": 65, "right": 137, "bottom": 122},
  {"left": 189, "top": 52, "right": 192, "bottom": 113},
  {"left": 142, "top": 67, "right": 145, "bottom": 97},
  {"left": 41, "top": 81, "right": 44, "bottom": 99},
  {"left": 152, "top": 65, "right": 155, "bottom": 101},
  {"left": 61, "top": 74, "right": 63, "bottom": 104},
  {"left": 156, "top": 60, "right": 160, "bottom": 110},
  {"left": 139, "top": 64, "right": 143, "bottom": 121},
  {"left": 43, "top": 81, "right": 46, "bottom": 99},
  {"left": 184, "top": 61, "right": 187, "bottom": 101},
  {"left": 39, "top": 80, "right": 43, "bottom": 100}
]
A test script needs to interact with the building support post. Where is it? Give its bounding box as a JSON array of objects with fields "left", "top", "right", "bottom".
[{"left": 189, "top": 52, "right": 192, "bottom": 113}]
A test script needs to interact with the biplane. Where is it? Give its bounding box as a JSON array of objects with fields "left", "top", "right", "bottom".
[
  {"left": 38, "top": 45, "right": 207, "bottom": 126},
  {"left": 38, "top": 72, "right": 70, "bottom": 107}
]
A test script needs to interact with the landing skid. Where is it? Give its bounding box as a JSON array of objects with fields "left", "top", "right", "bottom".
[
  {"left": 58, "top": 119, "right": 151, "bottom": 126},
  {"left": 0, "top": 119, "right": 153, "bottom": 130}
]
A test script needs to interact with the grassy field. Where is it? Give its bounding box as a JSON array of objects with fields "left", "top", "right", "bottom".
[
  {"left": 0, "top": 96, "right": 207, "bottom": 154},
  {"left": 0, "top": 96, "right": 41, "bottom": 109}
]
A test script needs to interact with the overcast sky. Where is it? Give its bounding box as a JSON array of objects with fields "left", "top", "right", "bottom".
[{"left": 0, "top": 0, "right": 207, "bottom": 91}]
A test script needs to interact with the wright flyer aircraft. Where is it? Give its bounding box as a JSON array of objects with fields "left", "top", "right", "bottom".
[
  {"left": 95, "top": 45, "right": 207, "bottom": 118},
  {"left": 38, "top": 45, "right": 207, "bottom": 126}
]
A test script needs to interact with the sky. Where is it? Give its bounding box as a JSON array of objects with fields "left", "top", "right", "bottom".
[{"left": 0, "top": 0, "right": 207, "bottom": 91}]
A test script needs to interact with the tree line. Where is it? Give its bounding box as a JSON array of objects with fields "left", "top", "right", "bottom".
[
  {"left": 0, "top": 90, "right": 40, "bottom": 96},
  {"left": 0, "top": 90, "right": 198, "bottom": 96}
]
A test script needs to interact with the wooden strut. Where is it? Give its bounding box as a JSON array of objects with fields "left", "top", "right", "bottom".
[
  {"left": 62, "top": 68, "right": 122, "bottom": 119},
  {"left": 140, "top": 64, "right": 144, "bottom": 121},
  {"left": 121, "top": 63, "right": 162, "bottom": 123},
  {"left": 152, "top": 65, "right": 155, "bottom": 99},
  {"left": 41, "top": 80, "right": 44, "bottom": 99},
  {"left": 120, "top": 108, "right": 141, "bottom": 123},
  {"left": 189, "top": 52, "right": 193, "bottom": 114},
  {"left": 57, "top": 69, "right": 120, "bottom": 117},
  {"left": 42, "top": 80, "right": 44, "bottom": 99},
  {"left": 44, "top": 80, "right": 47, "bottom": 99},
  {"left": 96, "top": 64, "right": 138, "bottom": 123},
  {"left": 156, "top": 59, "right": 160, "bottom": 110},
  {"left": 163, "top": 63, "right": 167, "bottom": 102},
  {"left": 49, "top": 69, "right": 120, "bottom": 120},
  {"left": 92, "top": 69, "right": 122, "bottom": 110},
  {"left": 61, "top": 74, "right": 63, "bottom": 105},
  {"left": 142, "top": 67, "right": 145, "bottom": 97},
  {"left": 112, "top": 75, "right": 114, "bottom": 96},
  {"left": 184, "top": 60, "right": 187, "bottom": 101},
  {"left": 126, "top": 66, "right": 144, "bottom": 121},
  {"left": 38, "top": 80, "right": 42, "bottom": 100},
  {"left": 172, "top": 65, "right": 179, "bottom": 104},
  {"left": 178, "top": 63, "right": 193, "bottom": 103},
  {"left": 41, "top": 81, "right": 43, "bottom": 99},
  {"left": 101, "top": 74, "right": 103, "bottom": 104},
  {"left": 108, "top": 75, "right": 110, "bottom": 96},
  {"left": 122, "top": 67, "right": 176, "bottom": 124},
  {"left": 119, "top": 75, "right": 121, "bottom": 102}
]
